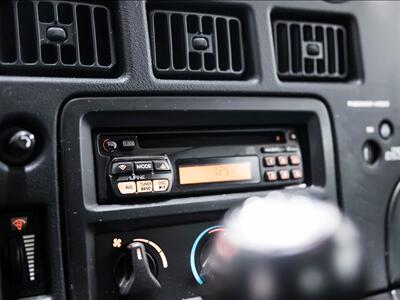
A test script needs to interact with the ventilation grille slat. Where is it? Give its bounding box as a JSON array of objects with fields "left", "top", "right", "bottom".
[
  {"left": 150, "top": 10, "right": 245, "bottom": 79},
  {"left": 274, "top": 20, "right": 348, "bottom": 80},
  {"left": 0, "top": 0, "right": 116, "bottom": 77}
]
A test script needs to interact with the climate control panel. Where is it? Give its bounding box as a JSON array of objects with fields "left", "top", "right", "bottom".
[{"left": 95, "top": 221, "right": 225, "bottom": 300}]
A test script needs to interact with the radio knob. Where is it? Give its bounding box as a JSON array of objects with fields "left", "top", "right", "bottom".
[{"left": 113, "top": 242, "right": 161, "bottom": 299}]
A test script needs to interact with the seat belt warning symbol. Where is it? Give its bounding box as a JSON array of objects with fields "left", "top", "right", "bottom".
[{"left": 10, "top": 217, "right": 28, "bottom": 231}]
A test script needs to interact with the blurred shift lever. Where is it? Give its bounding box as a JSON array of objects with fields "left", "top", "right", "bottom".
[{"left": 201, "top": 192, "right": 364, "bottom": 300}]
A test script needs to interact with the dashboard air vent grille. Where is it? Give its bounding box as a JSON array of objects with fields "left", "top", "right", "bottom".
[
  {"left": 150, "top": 10, "right": 245, "bottom": 79},
  {"left": 0, "top": 1, "right": 115, "bottom": 76},
  {"left": 273, "top": 20, "right": 348, "bottom": 80}
]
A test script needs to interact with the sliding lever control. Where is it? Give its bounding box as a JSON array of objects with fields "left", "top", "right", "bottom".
[{"left": 114, "top": 242, "right": 161, "bottom": 299}]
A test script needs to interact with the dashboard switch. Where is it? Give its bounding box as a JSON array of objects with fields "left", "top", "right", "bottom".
[
  {"left": 265, "top": 171, "right": 278, "bottom": 181},
  {"left": 153, "top": 160, "right": 170, "bottom": 171},
  {"left": 279, "top": 170, "right": 290, "bottom": 180},
  {"left": 263, "top": 156, "right": 276, "bottom": 167},
  {"left": 153, "top": 179, "right": 169, "bottom": 192},
  {"left": 0, "top": 128, "right": 36, "bottom": 165},
  {"left": 111, "top": 162, "right": 133, "bottom": 175},
  {"left": 289, "top": 155, "right": 301, "bottom": 165},
  {"left": 103, "top": 139, "right": 118, "bottom": 152},
  {"left": 134, "top": 161, "right": 154, "bottom": 173},
  {"left": 117, "top": 182, "right": 136, "bottom": 195},
  {"left": 137, "top": 181, "right": 153, "bottom": 193}
]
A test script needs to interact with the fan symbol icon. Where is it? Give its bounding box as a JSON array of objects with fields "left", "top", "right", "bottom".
[{"left": 113, "top": 238, "right": 122, "bottom": 248}]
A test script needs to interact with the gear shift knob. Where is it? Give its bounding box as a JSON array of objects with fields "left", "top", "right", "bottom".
[{"left": 201, "top": 192, "right": 364, "bottom": 300}]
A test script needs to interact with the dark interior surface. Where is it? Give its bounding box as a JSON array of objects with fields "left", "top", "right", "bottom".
[{"left": 1, "top": 1, "right": 400, "bottom": 299}]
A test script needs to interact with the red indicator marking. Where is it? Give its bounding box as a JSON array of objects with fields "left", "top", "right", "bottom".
[{"left": 11, "top": 217, "right": 28, "bottom": 231}]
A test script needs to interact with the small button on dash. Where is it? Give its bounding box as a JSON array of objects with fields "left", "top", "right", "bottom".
[
  {"left": 117, "top": 182, "right": 136, "bottom": 194},
  {"left": 153, "top": 179, "right": 169, "bottom": 192},
  {"left": 121, "top": 140, "right": 136, "bottom": 150},
  {"left": 277, "top": 156, "right": 288, "bottom": 166},
  {"left": 265, "top": 171, "right": 278, "bottom": 182},
  {"left": 291, "top": 169, "right": 303, "bottom": 179},
  {"left": 134, "top": 161, "right": 153, "bottom": 173},
  {"left": 153, "top": 160, "right": 171, "bottom": 171},
  {"left": 111, "top": 162, "right": 133, "bottom": 175},
  {"left": 279, "top": 170, "right": 290, "bottom": 180},
  {"left": 289, "top": 155, "right": 301, "bottom": 165},
  {"left": 137, "top": 180, "right": 153, "bottom": 193},
  {"left": 263, "top": 156, "right": 276, "bottom": 167}
]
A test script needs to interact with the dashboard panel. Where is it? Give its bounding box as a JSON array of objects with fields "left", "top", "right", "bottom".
[{"left": 0, "top": 1, "right": 400, "bottom": 300}]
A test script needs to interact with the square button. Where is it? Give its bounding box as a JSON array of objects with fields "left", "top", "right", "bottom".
[
  {"left": 289, "top": 155, "right": 301, "bottom": 165},
  {"left": 277, "top": 156, "right": 288, "bottom": 166},
  {"left": 265, "top": 171, "right": 278, "bottom": 181},
  {"left": 291, "top": 169, "right": 303, "bottom": 179},
  {"left": 153, "top": 179, "right": 169, "bottom": 192},
  {"left": 117, "top": 181, "right": 136, "bottom": 194},
  {"left": 263, "top": 156, "right": 276, "bottom": 167},
  {"left": 136, "top": 180, "right": 153, "bottom": 193},
  {"left": 111, "top": 162, "right": 133, "bottom": 175},
  {"left": 279, "top": 170, "right": 290, "bottom": 180},
  {"left": 134, "top": 161, "right": 153, "bottom": 173}
]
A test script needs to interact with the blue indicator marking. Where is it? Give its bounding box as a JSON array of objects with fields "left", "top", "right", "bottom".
[{"left": 190, "top": 225, "right": 223, "bottom": 285}]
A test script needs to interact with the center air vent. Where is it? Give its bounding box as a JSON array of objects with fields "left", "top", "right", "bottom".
[
  {"left": 273, "top": 20, "right": 348, "bottom": 80},
  {"left": 149, "top": 10, "right": 245, "bottom": 79},
  {"left": 0, "top": 1, "right": 116, "bottom": 77}
]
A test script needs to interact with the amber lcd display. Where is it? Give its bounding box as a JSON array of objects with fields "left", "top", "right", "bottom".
[{"left": 179, "top": 162, "right": 253, "bottom": 185}]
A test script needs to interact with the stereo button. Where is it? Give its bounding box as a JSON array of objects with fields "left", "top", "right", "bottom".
[
  {"left": 117, "top": 182, "right": 136, "bottom": 194},
  {"left": 277, "top": 156, "right": 288, "bottom": 166},
  {"left": 134, "top": 161, "right": 153, "bottom": 173},
  {"left": 153, "top": 179, "right": 169, "bottom": 192},
  {"left": 263, "top": 156, "right": 276, "bottom": 167},
  {"left": 121, "top": 139, "right": 136, "bottom": 150},
  {"left": 291, "top": 169, "right": 303, "bottom": 179},
  {"left": 153, "top": 161, "right": 171, "bottom": 171},
  {"left": 137, "top": 180, "right": 153, "bottom": 193},
  {"left": 265, "top": 171, "right": 278, "bottom": 181},
  {"left": 289, "top": 155, "right": 301, "bottom": 165},
  {"left": 279, "top": 170, "right": 290, "bottom": 180},
  {"left": 111, "top": 162, "right": 133, "bottom": 175}
]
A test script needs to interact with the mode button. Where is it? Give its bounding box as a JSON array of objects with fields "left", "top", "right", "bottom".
[{"left": 134, "top": 161, "right": 153, "bottom": 173}]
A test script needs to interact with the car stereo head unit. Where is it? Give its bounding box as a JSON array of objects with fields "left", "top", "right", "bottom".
[{"left": 94, "top": 128, "right": 305, "bottom": 203}]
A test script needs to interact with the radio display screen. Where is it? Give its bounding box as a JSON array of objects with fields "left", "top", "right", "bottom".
[{"left": 178, "top": 157, "right": 259, "bottom": 185}]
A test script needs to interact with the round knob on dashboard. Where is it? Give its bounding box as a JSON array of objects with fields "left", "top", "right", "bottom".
[
  {"left": 113, "top": 242, "right": 161, "bottom": 299},
  {"left": 201, "top": 192, "right": 364, "bottom": 300},
  {"left": 0, "top": 127, "right": 36, "bottom": 165}
]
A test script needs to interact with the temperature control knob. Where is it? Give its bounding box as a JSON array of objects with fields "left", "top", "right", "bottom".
[{"left": 114, "top": 242, "right": 161, "bottom": 299}]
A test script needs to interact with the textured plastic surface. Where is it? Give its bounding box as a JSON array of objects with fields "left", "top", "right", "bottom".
[
  {"left": 0, "top": 0, "right": 116, "bottom": 76},
  {"left": 149, "top": 10, "right": 245, "bottom": 79},
  {"left": 0, "top": 1, "right": 398, "bottom": 299},
  {"left": 273, "top": 20, "right": 348, "bottom": 80}
]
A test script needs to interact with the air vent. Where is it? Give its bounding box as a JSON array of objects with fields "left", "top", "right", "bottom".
[
  {"left": 273, "top": 20, "right": 348, "bottom": 80},
  {"left": 0, "top": 1, "right": 116, "bottom": 76},
  {"left": 149, "top": 10, "right": 245, "bottom": 79}
]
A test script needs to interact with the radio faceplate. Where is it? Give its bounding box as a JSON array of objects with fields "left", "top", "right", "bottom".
[{"left": 94, "top": 128, "right": 305, "bottom": 203}]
